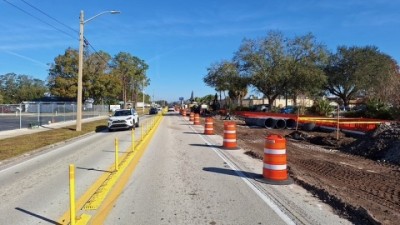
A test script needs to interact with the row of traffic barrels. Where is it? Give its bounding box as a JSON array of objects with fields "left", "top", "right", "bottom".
[{"left": 183, "top": 112, "right": 291, "bottom": 184}]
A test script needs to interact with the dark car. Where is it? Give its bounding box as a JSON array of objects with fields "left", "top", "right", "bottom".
[{"left": 149, "top": 107, "right": 158, "bottom": 115}]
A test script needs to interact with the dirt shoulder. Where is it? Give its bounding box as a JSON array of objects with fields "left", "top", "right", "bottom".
[{"left": 208, "top": 117, "right": 400, "bottom": 225}]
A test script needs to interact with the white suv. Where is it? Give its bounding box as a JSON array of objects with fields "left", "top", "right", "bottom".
[{"left": 108, "top": 109, "right": 139, "bottom": 131}]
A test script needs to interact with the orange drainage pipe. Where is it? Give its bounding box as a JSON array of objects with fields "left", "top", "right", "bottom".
[
  {"left": 222, "top": 121, "right": 240, "bottom": 150},
  {"left": 259, "top": 134, "right": 292, "bottom": 185},
  {"left": 194, "top": 113, "right": 200, "bottom": 125},
  {"left": 204, "top": 117, "right": 214, "bottom": 135}
]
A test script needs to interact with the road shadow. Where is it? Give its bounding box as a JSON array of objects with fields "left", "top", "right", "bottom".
[
  {"left": 189, "top": 143, "right": 221, "bottom": 148},
  {"left": 183, "top": 131, "right": 199, "bottom": 135},
  {"left": 95, "top": 125, "right": 108, "bottom": 132},
  {"left": 102, "top": 150, "right": 131, "bottom": 154},
  {"left": 15, "top": 207, "right": 61, "bottom": 225},
  {"left": 76, "top": 166, "right": 113, "bottom": 173},
  {"left": 202, "top": 167, "right": 260, "bottom": 179}
]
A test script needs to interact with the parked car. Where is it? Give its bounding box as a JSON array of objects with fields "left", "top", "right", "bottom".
[
  {"left": 108, "top": 109, "right": 139, "bottom": 131},
  {"left": 281, "top": 106, "right": 296, "bottom": 114},
  {"left": 149, "top": 107, "right": 158, "bottom": 115}
]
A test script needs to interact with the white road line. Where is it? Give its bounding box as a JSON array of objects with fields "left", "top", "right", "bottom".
[{"left": 189, "top": 124, "right": 296, "bottom": 225}]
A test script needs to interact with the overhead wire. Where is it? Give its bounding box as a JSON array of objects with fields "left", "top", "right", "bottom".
[
  {"left": 19, "top": 0, "right": 78, "bottom": 34},
  {"left": 2, "top": 0, "right": 77, "bottom": 40},
  {"left": 5, "top": 0, "right": 112, "bottom": 66}
]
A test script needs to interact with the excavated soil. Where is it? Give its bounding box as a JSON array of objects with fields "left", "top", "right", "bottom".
[{"left": 204, "top": 117, "right": 400, "bottom": 225}]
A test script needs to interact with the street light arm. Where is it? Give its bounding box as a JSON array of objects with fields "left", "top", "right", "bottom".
[{"left": 83, "top": 10, "right": 121, "bottom": 24}]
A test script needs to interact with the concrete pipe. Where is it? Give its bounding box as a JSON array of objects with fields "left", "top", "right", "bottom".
[
  {"left": 285, "top": 119, "right": 297, "bottom": 129},
  {"left": 255, "top": 118, "right": 267, "bottom": 127},
  {"left": 302, "top": 122, "right": 316, "bottom": 131},
  {"left": 244, "top": 118, "right": 258, "bottom": 126},
  {"left": 264, "top": 118, "right": 277, "bottom": 129},
  {"left": 275, "top": 119, "right": 286, "bottom": 129}
]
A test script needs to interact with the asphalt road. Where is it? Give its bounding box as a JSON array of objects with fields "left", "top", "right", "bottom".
[{"left": 0, "top": 113, "right": 352, "bottom": 225}]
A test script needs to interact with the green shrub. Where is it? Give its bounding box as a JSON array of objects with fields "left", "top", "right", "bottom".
[{"left": 314, "top": 99, "right": 334, "bottom": 116}]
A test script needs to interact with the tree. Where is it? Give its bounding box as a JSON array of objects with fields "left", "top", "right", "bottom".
[
  {"left": 111, "top": 52, "right": 149, "bottom": 108},
  {"left": 286, "top": 33, "right": 328, "bottom": 105},
  {"left": 204, "top": 60, "right": 249, "bottom": 109},
  {"left": 47, "top": 48, "right": 79, "bottom": 98},
  {"left": 235, "top": 31, "right": 328, "bottom": 110},
  {"left": 204, "top": 61, "right": 231, "bottom": 102},
  {"left": 325, "top": 46, "right": 399, "bottom": 107},
  {"left": 235, "top": 31, "right": 289, "bottom": 110},
  {"left": 0, "top": 73, "right": 47, "bottom": 103},
  {"left": 84, "top": 51, "right": 121, "bottom": 104}
]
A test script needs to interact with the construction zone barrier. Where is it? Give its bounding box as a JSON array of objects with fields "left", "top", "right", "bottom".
[
  {"left": 194, "top": 113, "right": 200, "bottom": 125},
  {"left": 222, "top": 121, "right": 240, "bottom": 150},
  {"left": 238, "top": 111, "right": 385, "bottom": 133},
  {"left": 259, "top": 134, "right": 293, "bottom": 185},
  {"left": 204, "top": 117, "right": 214, "bottom": 135},
  {"left": 182, "top": 109, "right": 187, "bottom": 117},
  {"left": 189, "top": 112, "right": 194, "bottom": 122}
]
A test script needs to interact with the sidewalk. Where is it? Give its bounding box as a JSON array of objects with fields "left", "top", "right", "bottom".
[{"left": 0, "top": 116, "right": 107, "bottom": 140}]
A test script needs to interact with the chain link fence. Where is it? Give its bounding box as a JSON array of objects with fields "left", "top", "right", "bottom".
[{"left": 0, "top": 102, "right": 109, "bottom": 131}]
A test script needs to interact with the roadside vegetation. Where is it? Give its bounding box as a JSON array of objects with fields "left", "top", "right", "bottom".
[
  {"left": 0, "top": 120, "right": 107, "bottom": 161},
  {"left": 0, "top": 110, "right": 149, "bottom": 161},
  {"left": 203, "top": 30, "right": 400, "bottom": 120},
  {"left": 0, "top": 50, "right": 154, "bottom": 106}
]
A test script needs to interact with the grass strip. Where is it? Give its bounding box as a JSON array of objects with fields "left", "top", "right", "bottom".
[{"left": 0, "top": 120, "right": 107, "bottom": 161}]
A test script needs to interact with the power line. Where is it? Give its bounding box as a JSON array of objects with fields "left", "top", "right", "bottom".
[
  {"left": 18, "top": 0, "right": 112, "bottom": 66},
  {"left": 5, "top": 0, "right": 112, "bottom": 67},
  {"left": 84, "top": 37, "right": 112, "bottom": 66},
  {"left": 2, "top": 0, "right": 77, "bottom": 40},
  {"left": 19, "top": 0, "right": 78, "bottom": 34}
]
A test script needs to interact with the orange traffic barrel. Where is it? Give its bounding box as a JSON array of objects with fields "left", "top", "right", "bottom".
[
  {"left": 194, "top": 113, "right": 200, "bottom": 125},
  {"left": 204, "top": 117, "right": 214, "bottom": 135},
  {"left": 182, "top": 109, "right": 187, "bottom": 116},
  {"left": 260, "top": 134, "right": 292, "bottom": 185},
  {"left": 222, "top": 121, "right": 240, "bottom": 150},
  {"left": 189, "top": 112, "right": 194, "bottom": 122}
]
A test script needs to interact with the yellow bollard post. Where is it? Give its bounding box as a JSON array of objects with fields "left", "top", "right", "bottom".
[
  {"left": 141, "top": 124, "right": 144, "bottom": 141},
  {"left": 131, "top": 128, "right": 135, "bottom": 152},
  {"left": 115, "top": 138, "right": 119, "bottom": 171},
  {"left": 69, "top": 164, "right": 76, "bottom": 225}
]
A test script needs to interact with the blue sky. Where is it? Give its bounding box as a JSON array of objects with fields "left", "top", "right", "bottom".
[{"left": 1, "top": 0, "right": 400, "bottom": 102}]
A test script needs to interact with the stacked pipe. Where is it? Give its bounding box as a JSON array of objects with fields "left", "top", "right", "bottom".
[{"left": 244, "top": 117, "right": 297, "bottom": 129}]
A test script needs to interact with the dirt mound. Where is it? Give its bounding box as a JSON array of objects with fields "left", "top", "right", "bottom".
[
  {"left": 343, "top": 122, "right": 400, "bottom": 165},
  {"left": 286, "top": 130, "right": 355, "bottom": 148}
]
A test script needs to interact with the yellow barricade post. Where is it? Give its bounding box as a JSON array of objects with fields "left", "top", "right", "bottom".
[
  {"left": 115, "top": 138, "right": 119, "bottom": 171},
  {"left": 69, "top": 164, "right": 76, "bottom": 225},
  {"left": 131, "top": 129, "right": 135, "bottom": 152}
]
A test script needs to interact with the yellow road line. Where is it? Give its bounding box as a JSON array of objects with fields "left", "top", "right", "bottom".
[
  {"left": 90, "top": 115, "right": 162, "bottom": 224},
  {"left": 58, "top": 115, "right": 163, "bottom": 225}
]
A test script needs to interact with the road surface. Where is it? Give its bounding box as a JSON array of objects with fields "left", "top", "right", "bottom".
[{"left": 0, "top": 112, "right": 351, "bottom": 225}]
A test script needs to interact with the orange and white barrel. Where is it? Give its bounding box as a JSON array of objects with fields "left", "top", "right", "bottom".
[
  {"left": 204, "top": 117, "right": 214, "bottom": 135},
  {"left": 182, "top": 109, "right": 187, "bottom": 117},
  {"left": 194, "top": 113, "right": 200, "bottom": 125},
  {"left": 189, "top": 112, "right": 194, "bottom": 122},
  {"left": 222, "top": 121, "right": 239, "bottom": 149},
  {"left": 263, "top": 134, "right": 288, "bottom": 181}
]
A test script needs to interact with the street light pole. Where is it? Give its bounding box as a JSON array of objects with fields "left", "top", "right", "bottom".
[
  {"left": 76, "top": 10, "right": 120, "bottom": 131},
  {"left": 76, "top": 10, "right": 84, "bottom": 131}
]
